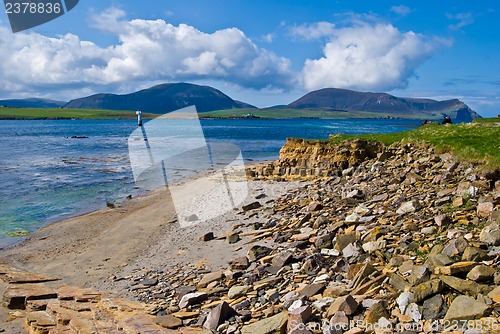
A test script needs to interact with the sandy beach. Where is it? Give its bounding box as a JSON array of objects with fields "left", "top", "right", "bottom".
[
  {"left": 0, "top": 171, "right": 303, "bottom": 332},
  {"left": 0, "top": 175, "right": 302, "bottom": 290}
]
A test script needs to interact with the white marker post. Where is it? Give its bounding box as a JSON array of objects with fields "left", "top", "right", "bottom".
[{"left": 136, "top": 110, "right": 143, "bottom": 126}]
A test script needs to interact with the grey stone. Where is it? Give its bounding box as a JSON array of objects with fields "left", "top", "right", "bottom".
[
  {"left": 272, "top": 251, "right": 293, "bottom": 268},
  {"left": 411, "top": 279, "right": 444, "bottom": 303},
  {"left": 248, "top": 245, "right": 272, "bottom": 261},
  {"left": 477, "top": 202, "right": 494, "bottom": 218},
  {"left": 479, "top": 223, "right": 500, "bottom": 246},
  {"left": 325, "top": 295, "right": 358, "bottom": 318},
  {"left": 407, "top": 266, "right": 430, "bottom": 286},
  {"left": 441, "top": 237, "right": 468, "bottom": 257},
  {"left": 315, "top": 232, "right": 334, "bottom": 249},
  {"left": 361, "top": 240, "right": 387, "bottom": 253},
  {"left": 155, "top": 315, "right": 183, "bottom": 329},
  {"left": 424, "top": 254, "right": 453, "bottom": 270},
  {"left": 230, "top": 257, "right": 250, "bottom": 270},
  {"left": 434, "top": 214, "right": 450, "bottom": 227},
  {"left": 389, "top": 274, "right": 411, "bottom": 292},
  {"left": 466, "top": 265, "right": 496, "bottom": 282},
  {"left": 139, "top": 278, "right": 158, "bottom": 286},
  {"left": 396, "top": 291, "right": 414, "bottom": 313},
  {"left": 227, "top": 233, "right": 240, "bottom": 244},
  {"left": 203, "top": 301, "right": 238, "bottom": 332},
  {"left": 345, "top": 213, "right": 362, "bottom": 223},
  {"left": 242, "top": 201, "right": 262, "bottom": 211},
  {"left": 200, "top": 232, "right": 215, "bottom": 241},
  {"left": 421, "top": 226, "right": 437, "bottom": 235},
  {"left": 364, "top": 302, "right": 389, "bottom": 325},
  {"left": 179, "top": 292, "right": 208, "bottom": 309},
  {"left": 241, "top": 311, "right": 287, "bottom": 334},
  {"left": 440, "top": 275, "right": 493, "bottom": 296},
  {"left": 462, "top": 246, "right": 491, "bottom": 262},
  {"left": 422, "top": 294, "right": 444, "bottom": 320},
  {"left": 341, "top": 243, "right": 360, "bottom": 258},
  {"left": 405, "top": 302, "right": 422, "bottom": 322},
  {"left": 396, "top": 200, "right": 421, "bottom": 214},
  {"left": 297, "top": 283, "right": 325, "bottom": 298},
  {"left": 228, "top": 285, "right": 252, "bottom": 299},
  {"left": 444, "top": 296, "right": 488, "bottom": 321},
  {"left": 334, "top": 234, "right": 357, "bottom": 251}
]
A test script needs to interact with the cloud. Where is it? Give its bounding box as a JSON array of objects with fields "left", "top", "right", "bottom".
[
  {"left": 261, "top": 33, "right": 274, "bottom": 43},
  {"left": 301, "top": 23, "right": 447, "bottom": 91},
  {"left": 391, "top": 5, "right": 412, "bottom": 16},
  {"left": 290, "top": 22, "right": 336, "bottom": 40},
  {"left": 89, "top": 7, "right": 127, "bottom": 33},
  {"left": 0, "top": 9, "right": 294, "bottom": 97},
  {"left": 446, "top": 12, "right": 475, "bottom": 31}
]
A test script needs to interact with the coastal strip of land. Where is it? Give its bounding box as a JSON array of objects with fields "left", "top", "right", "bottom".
[{"left": 0, "top": 120, "right": 498, "bottom": 333}]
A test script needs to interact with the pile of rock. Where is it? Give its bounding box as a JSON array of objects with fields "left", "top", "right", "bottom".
[
  {"left": 0, "top": 263, "right": 168, "bottom": 333},
  {"left": 117, "top": 141, "right": 499, "bottom": 333},
  {"left": 3, "top": 140, "right": 499, "bottom": 333}
]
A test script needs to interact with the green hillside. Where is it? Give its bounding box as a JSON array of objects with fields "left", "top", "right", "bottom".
[
  {"left": 199, "top": 108, "right": 441, "bottom": 119},
  {"left": 0, "top": 107, "right": 157, "bottom": 120},
  {"left": 328, "top": 118, "right": 500, "bottom": 170}
]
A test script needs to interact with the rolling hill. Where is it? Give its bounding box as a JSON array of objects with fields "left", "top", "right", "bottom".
[
  {"left": 287, "top": 88, "right": 480, "bottom": 122},
  {"left": 64, "top": 83, "right": 256, "bottom": 113},
  {"left": 0, "top": 84, "right": 480, "bottom": 121},
  {"left": 0, "top": 98, "right": 66, "bottom": 108}
]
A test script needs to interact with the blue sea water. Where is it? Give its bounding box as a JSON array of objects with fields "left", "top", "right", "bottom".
[{"left": 0, "top": 118, "right": 420, "bottom": 246}]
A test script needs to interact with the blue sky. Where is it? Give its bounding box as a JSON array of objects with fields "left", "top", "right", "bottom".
[{"left": 0, "top": 1, "right": 498, "bottom": 117}]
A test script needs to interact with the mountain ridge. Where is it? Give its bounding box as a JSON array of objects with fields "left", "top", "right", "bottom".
[
  {"left": 0, "top": 98, "right": 66, "bottom": 108},
  {"left": 287, "top": 88, "right": 480, "bottom": 122},
  {"left": 64, "top": 83, "right": 256, "bottom": 113},
  {"left": 0, "top": 84, "right": 480, "bottom": 121}
]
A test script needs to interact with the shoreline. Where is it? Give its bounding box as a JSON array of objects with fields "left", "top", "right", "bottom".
[
  {"left": 0, "top": 157, "right": 275, "bottom": 250},
  {"left": 0, "top": 160, "right": 294, "bottom": 287}
]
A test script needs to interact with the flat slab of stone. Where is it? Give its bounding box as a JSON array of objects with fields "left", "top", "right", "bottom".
[
  {"left": 440, "top": 275, "right": 493, "bottom": 296},
  {"left": 0, "top": 272, "right": 60, "bottom": 284},
  {"left": 434, "top": 261, "right": 476, "bottom": 275},
  {"left": 444, "top": 296, "right": 488, "bottom": 321},
  {"left": 241, "top": 311, "right": 288, "bottom": 334},
  {"left": 3, "top": 284, "right": 57, "bottom": 309}
]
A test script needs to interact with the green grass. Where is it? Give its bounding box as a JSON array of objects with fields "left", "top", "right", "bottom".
[
  {"left": 472, "top": 117, "right": 500, "bottom": 124},
  {"left": 200, "top": 108, "right": 438, "bottom": 119},
  {"left": 0, "top": 107, "right": 158, "bottom": 120},
  {"left": 329, "top": 122, "right": 500, "bottom": 170}
]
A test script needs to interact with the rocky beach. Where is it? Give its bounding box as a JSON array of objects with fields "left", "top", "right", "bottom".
[{"left": 1, "top": 135, "right": 499, "bottom": 333}]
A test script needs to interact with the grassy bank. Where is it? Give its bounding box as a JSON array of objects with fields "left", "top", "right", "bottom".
[
  {"left": 329, "top": 118, "right": 500, "bottom": 170},
  {"left": 0, "top": 107, "right": 158, "bottom": 120},
  {"left": 200, "top": 108, "right": 438, "bottom": 119}
]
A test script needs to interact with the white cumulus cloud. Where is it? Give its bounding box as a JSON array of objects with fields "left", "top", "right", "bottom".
[
  {"left": 0, "top": 8, "right": 294, "bottom": 97},
  {"left": 391, "top": 5, "right": 412, "bottom": 16},
  {"left": 301, "top": 23, "right": 446, "bottom": 91},
  {"left": 290, "top": 21, "right": 336, "bottom": 40}
]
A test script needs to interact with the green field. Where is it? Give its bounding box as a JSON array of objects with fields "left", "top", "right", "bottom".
[
  {"left": 0, "top": 107, "right": 158, "bottom": 120},
  {"left": 199, "top": 108, "right": 438, "bottom": 119},
  {"left": 328, "top": 118, "right": 500, "bottom": 170}
]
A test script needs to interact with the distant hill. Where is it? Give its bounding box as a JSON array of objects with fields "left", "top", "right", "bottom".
[
  {"left": 287, "top": 88, "right": 480, "bottom": 122},
  {"left": 64, "top": 83, "right": 256, "bottom": 113},
  {"left": 0, "top": 98, "right": 66, "bottom": 108}
]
